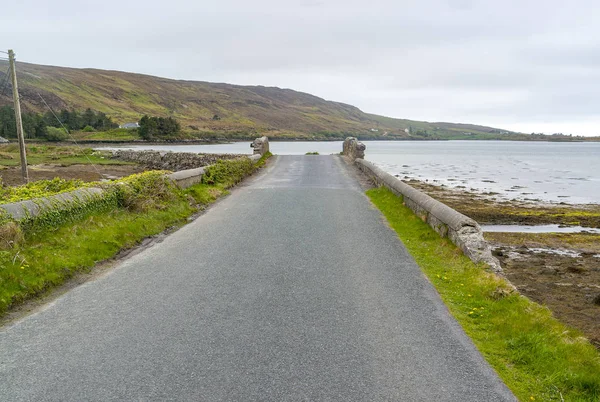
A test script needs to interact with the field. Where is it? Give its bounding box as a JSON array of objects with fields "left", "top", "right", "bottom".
[{"left": 0, "top": 144, "right": 140, "bottom": 186}]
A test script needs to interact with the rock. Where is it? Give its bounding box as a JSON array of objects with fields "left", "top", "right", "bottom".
[
  {"left": 540, "top": 267, "right": 558, "bottom": 275},
  {"left": 492, "top": 249, "right": 504, "bottom": 257},
  {"left": 111, "top": 150, "right": 243, "bottom": 171}
]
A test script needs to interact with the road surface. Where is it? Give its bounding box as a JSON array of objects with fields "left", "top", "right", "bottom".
[{"left": 0, "top": 155, "right": 515, "bottom": 401}]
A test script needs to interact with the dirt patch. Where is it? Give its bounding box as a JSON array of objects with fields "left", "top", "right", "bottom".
[
  {"left": 408, "top": 178, "right": 600, "bottom": 349},
  {"left": 487, "top": 232, "right": 600, "bottom": 348},
  {"left": 0, "top": 164, "right": 144, "bottom": 186}
]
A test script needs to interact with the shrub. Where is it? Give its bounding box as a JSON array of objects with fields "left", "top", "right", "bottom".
[
  {"left": 113, "top": 171, "right": 181, "bottom": 212},
  {"left": 46, "top": 127, "right": 69, "bottom": 142},
  {"left": 201, "top": 157, "right": 255, "bottom": 187},
  {"left": 82, "top": 125, "right": 95, "bottom": 132},
  {"left": 0, "top": 177, "right": 86, "bottom": 204}
]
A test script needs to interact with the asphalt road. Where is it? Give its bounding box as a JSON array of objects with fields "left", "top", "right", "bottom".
[{"left": 0, "top": 155, "right": 515, "bottom": 401}]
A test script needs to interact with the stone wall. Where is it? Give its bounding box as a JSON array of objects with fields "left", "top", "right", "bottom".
[
  {"left": 1, "top": 137, "right": 271, "bottom": 222},
  {"left": 111, "top": 150, "right": 242, "bottom": 171},
  {"left": 355, "top": 158, "right": 503, "bottom": 273},
  {"left": 342, "top": 137, "right": 366, "bottom": 160}
]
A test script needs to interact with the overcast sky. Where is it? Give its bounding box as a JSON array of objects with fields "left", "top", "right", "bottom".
[{"left": 3, "top": 0, "right": 600, "bottom": 135}]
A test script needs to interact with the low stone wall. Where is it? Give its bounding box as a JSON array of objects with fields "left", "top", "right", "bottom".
[
  {"left": 0, "top": 187, "right": 107, "bottom": 222},
  {"left": 251, "top": 136, "right": 269, "bottom": 156},
  {"left": 355, "top": 158, "right": 502, "bottom": 273},
  {"left": 342, "top": 137, "right": 366, "bottom": 160},
  {"left": 111, "top": 150, "right": 242, "bottom": 171},
  {"left": 167, "top": 167, "right": 206, "bottom": 189}
]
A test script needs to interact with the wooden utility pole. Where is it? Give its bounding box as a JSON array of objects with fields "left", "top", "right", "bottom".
[{"left": 8, "top": 49, "right": 29, "bottom": 184}]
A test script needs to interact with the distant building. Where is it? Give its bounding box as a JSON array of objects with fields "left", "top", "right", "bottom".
[
  {"left": 404, "top": 128, "right": 410, "bottom": 134},
  {"left": 370, "top": 128, "right": 379, "bottom": 132},
  {"left": 0, "top": 136, "right": 8, "bottom": 143},
  {"left": 119, "top": 122, "right": 140, "bottom": 129}
]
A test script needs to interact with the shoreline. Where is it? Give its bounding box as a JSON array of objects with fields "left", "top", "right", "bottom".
[
  {"left": 405, "top": 178, "right": 600, "bottom": 349},
  {"left": 11, "top": 137, "right": 600, "bottom": 147}
]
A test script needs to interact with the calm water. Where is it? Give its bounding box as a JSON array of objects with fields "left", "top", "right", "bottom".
[{"left": 102, "top": 140, "right": 600, "bottom": 204}]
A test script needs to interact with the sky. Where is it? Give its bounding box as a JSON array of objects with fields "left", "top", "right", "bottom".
[{"left": 3, "top": 0, "right": 600, "bottom": 136}]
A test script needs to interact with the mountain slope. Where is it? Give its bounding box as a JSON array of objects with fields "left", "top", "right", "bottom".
[{"left": 0, "top": 60, "right": 517, "bottom": 139}]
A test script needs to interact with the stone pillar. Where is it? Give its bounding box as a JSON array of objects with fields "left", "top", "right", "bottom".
[
  {"left": 342, "top": 137, "right": 366, "bottom": 160},
  {"left": 251, "top": 136, "right": 269, "bottom": 156}
]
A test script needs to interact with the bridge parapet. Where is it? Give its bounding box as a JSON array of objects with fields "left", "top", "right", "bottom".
[
  {"left": 251, "top": 136, "right": 270, "bottom": 156},
  {"left": 354, "top": 158, "right": 503, "bottom": 274},
  {"left": 343, "top": 137, "right": 365, "bottom": 160}
]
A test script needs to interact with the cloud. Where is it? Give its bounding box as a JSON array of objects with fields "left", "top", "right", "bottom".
[{"left": 2, "top": 0, "right": 600, "bottom": 135}]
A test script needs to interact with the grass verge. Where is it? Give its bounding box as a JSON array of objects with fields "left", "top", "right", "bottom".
[
  {"left": 366, "top": 187, "right": 600, "bottom": 402},
  {"left": 0, "top": 154, "right": 271, "bottom": 316},
  {"left": 0, "top": 144, "right": 130, "bottom": 167}
]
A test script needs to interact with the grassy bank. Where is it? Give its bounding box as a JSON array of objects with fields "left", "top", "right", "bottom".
[
  {"left": 0, "top": 144, "right": 127, "bottom": 167},
  {"left": 367, "top": 187, "right": 600, "bottom": 402},
  {"left": 0, "top": 154, "right": 270, "bottom": 316}
]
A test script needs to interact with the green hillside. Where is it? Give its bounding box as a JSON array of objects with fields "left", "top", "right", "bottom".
[{"left": 0, "top": 60, "right": 540, "bottom": 141}]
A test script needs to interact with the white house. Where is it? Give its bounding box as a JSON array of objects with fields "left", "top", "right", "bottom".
[{"left": 119, "top": 122, "right": 140, "bottom": 129}]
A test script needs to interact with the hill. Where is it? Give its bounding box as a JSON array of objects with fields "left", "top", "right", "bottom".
[{"left": 0, "top": 60, "right": 527, "bottom": 140}]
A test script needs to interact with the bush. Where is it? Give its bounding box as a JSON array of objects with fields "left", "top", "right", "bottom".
[
  {"left": 113, "top": 171, "right": 182, "bottom": 212},
  {"left": 82, "top": 125, "right": 95, "bottom": 132},
  {"left": 201, "top": 158, "right": 255, "bottom": 187},
  {"left": 46, "top": 127, "right": 69, "bottom": 142}
]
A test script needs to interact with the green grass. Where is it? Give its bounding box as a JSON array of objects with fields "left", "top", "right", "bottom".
[
  {"left": 366, "top": 187, "right": 600, "bottom": 402},
  {"left": 70, "top": 128, "right": 141, "bottom": 142},
  {"left": 0, "top": 200, "right": 193, "bottom": 312},
  {"left": 0, "top": 144, "right": 131, "bottom": 167}
]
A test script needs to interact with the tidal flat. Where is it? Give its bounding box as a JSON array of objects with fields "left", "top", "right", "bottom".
[{"left": 407, "top": 179, "right": 600, "bottom": 348}]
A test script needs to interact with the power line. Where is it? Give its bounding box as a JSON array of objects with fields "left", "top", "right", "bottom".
[
  {"left": 0, "top": 67, "right": 10, "bottom": 97},
  {"left": 37, "top": 93, "right": 103, "bottom": 177}
]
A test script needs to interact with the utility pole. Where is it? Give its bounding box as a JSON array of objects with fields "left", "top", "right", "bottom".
[{"left": 8, "top": 49, "right": 29, "bottom": 184}]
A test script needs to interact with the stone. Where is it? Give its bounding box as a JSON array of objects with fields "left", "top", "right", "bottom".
[
  {"left": 250, "top": 136, "right": 269, "bottom": 156},
  {"left": 342, "top": 137, "right": 366, "bottom": 160},
  {"left": 111, "top": 150, "right": 242, "bottom": 171}
]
